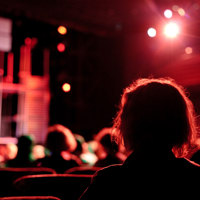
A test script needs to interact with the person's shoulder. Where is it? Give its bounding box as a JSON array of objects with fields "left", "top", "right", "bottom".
[
  {"left": 177, "top": 157, "right": 200, "bottom": 169},
  {"left": 94, "top": 164, "right": 123, "bottom": 178}
]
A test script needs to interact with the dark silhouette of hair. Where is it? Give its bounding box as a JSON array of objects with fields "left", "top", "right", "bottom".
[
  {"left": 94, "top": 128, "right": 124, "bottom": 167},
  {"left": 46, "top": 124, "right": 77, "bottom": 154},
  {"left": 17, "top": 135, "right": 34, "bottom": 157},
  {"left": 113, "top": 78, "right": 198, "bottom": 157},
  {"left": 95, "top": 128, "right": 119, "bottom": 155},
  {"left": 6, "top": 135, "right": 35, "bottom": 167},
  {"left": 35, "top": 124, "right": 79, "bottom": 173}
]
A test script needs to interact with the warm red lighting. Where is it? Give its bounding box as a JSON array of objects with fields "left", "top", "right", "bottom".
[
  {"left": 62, "top": 83, "right": 71, "bottom": 92},
  {"left": 25, "top": 37, "right": 32, "bottom": 46},
  {"left": 147, "top": 27, "right": 156, "bottom": 37},
  {"left": 185, "top": 47, "right": 193, "bottom": 54},
  {"left": 164, "top": 22, "right": 180, "bottom": 38},
  {"left": 177, "top": 8, "right": 185, "bottom": 16},
  {"left": 57, "top": 26, "right": 67, "bottom": 35},
  {"left": 57, "top": 43, "right": 65, "bottom": 52}
]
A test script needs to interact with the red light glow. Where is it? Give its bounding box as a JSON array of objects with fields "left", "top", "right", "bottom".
[
  {"left": 57, "top": 26, "right": 67, "bottom": 35},
  {"left": 177, "top": 8, "right": 185, "bottom": 16},
  {"left": 25, "top": 37, "right": 32, "bottom": 46},
  {"left": 57, "top": 43, "right": 65, "bottom": 52},
  {"left": 62, "top": 83, "right": 71, "bottom": 92},
  {"left": 185, "top": 47, "right": 193, "bottom": 54}
]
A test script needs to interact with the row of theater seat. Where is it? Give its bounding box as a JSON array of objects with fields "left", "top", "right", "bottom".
[
  {"left": 0, "top": 196, "right": 61, "bottom": 200},
  {"left": 0, "top": 167, "right": 100, "bottom": 200}
]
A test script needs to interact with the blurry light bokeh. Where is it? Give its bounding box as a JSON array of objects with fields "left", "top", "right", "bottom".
[
  {"left": 25, "top": 37, "right": 32, "bottom": 46},
  {"left": 177, "top": 8, "right": 185, "bottom": 16},
  {"left": 164, "top": 9, "right": 173, "bottom": 18},
  {"left": 62, "top": 83, "right": 71, "bottom": 92},
  {"left": 164, "top": 22, "right": 180, "bottom": 38},
  {"left": 57, "top": 43, "right": 66, "bottom": 52},
  {"left": 57, "top": 26, "right": 67, "bottom": 35},
  {"left": 172, "top": 5, "right": 179, "bottom": 12},
  {"left": 147, "top": 27, "right": 156, "bottom": 37},
  {"left": 185, "top": 47, "right": 193, "bottom": 54}
]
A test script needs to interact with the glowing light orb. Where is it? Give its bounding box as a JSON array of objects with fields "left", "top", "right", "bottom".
[
  {"left": 164, "top": 9, "right": 173, "bottom": 18},
  {"left": 57, "top": 43, "right": 65, "bottom": 52},
  {"left": 185, "top": 47, "right": 193, "bottom": 54},
  {"left": 164, "top": 22, "right": 180, "bottom": 38},
  {"left": 25, "top": 37, "right": 32, "bottom": 46},
  {"left": 147, "top": 27, "right": 156, "bottom": 37},
  {"left": 62, "top": 83, "right": 71, "bottom": 92},
  {"left": 57, "top": 26, "right": 67, "bottom": 35},
  {"left": 177, "top": 8, "right": 185, "bottom": 16}
]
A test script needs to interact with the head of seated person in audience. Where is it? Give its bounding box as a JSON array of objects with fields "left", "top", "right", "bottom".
[
  {"left": 35, "top": 124, "right": 80, "bottom": 173},
  {"left": 94, "top": 128, "right": 125, "bottom": 167},
  {"left": 6, "top": 135, "right": 35, "bottom": 167},
  {"left": 72, "top": 134, "right": 98, "bottom": 166},
  {"left": 71, "top": 134, "right": 86, "bottom": 165},
  {"left": 80, "top": 78, "right": 200, "bottom": 200},
  {"left": 111, "top": 78, "right": 199, "bottom": 159}
]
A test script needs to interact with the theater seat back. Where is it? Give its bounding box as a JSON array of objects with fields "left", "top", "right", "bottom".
[{"left": 14, "top": 174, "right": 92, "bottom": 200}]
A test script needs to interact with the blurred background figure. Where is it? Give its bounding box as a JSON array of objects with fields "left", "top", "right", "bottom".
[
  {"left": 94, "top": 127, "right": 125, "bottom": 167},
  {"left": 0, "top": 143, "right": 17, "bottom": 167},
  {"left": 72, "top": 134, "right": 98, "bottom": 166},
  {"left": 35, "top": 124, "right": 80, "bottom": 173},
  {"left": 6, "top": 135, "right": 35, "bottom": 167}
]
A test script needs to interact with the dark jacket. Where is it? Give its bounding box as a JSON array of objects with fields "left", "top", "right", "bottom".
[
  {"left": 35, "top": 153, "right": 79, "bottom": 173},
  {"left": 80, "top": 151, "right": 200, "bottom": 200}
]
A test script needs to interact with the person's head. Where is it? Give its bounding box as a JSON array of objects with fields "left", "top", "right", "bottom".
[
  {"left": 95, "top": 128, "right": 119, "bottom": 156},
  {"left": 46, "top": 124, "right": 77, "bottom": 154},
  {"left": 113, "top": 78, "right": 198, "bottom": 157},
  {"left": 17, "top": 135, "right": 34, "bottom": 158}
]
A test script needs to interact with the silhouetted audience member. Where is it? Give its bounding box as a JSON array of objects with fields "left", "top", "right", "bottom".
[
  {"left": 71, "top": 134, "right": 98, "bottom": 166},
  {"left": 6, "top": 135, "right": 35, "bottom": 167},
  {"left": 80, "top": 78, "right": 200, "bottom": 200},
  {"left": 35, "top": 124, "right": 80, "bottom": 173},
  {"left": 94, "top": 128, "right": 125, "bottom": 167}
]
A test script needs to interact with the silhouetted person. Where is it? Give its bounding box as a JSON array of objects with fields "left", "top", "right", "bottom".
[
  {"left": 190, "top": 149, "right": 200, "bottom": 164},
  {"left": 94, "top": 128, "right": 125, "bottom": 167},
  {"left": 35, "top": 124, "right": 79, "bottom": 173},
  {"left": 6, "top": 135, "right": 35, "bottom": 167},
  {"left": 80, "top": 78, "right": 200, "bottom": 200}
]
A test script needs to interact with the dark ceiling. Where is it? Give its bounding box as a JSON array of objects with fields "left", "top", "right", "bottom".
[{"left": 1, "top": 0, "right": 200, "bottom": 36}]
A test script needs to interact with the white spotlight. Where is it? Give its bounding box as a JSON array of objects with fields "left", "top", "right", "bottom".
[
  {"left": 164, "top": 9, "right": 173, "bottom": 18},
  {"left": 147, "top": 27, "right": 156, "bottom": 38},
  {"left": 164, "top": 22, "right": 180, "bottom": 38}
]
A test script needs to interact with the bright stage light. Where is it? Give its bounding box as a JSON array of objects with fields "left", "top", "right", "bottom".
[
  {"left": 57, "top": 43, "right": 65, "bottom": 52},
  {"left": 164, "top": 9, "right": 173, "bottom": 18},
  {"left": 57, "top": 26, "right": 67, "bottom": 35},
  {"left": 62, "top": 83, "right": 71, "bottom": 92},
  {"left": 147, "top": 28, "right": 156, "bottom": 37},
  {"left": 164, "top": 22, "right": 180, "bottom": 38}
]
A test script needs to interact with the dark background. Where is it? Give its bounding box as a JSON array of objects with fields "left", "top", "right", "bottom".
[{"left": 1, "top": 0, "right": 200, "bottom": 140}]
